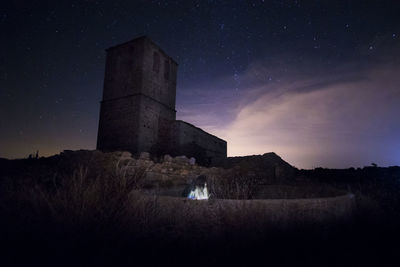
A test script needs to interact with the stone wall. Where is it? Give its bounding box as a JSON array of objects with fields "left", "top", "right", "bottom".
[
  {"left": 171, "top": 120, "right": 227, "bottom": 166},
  {"left": 141, "top": 37, "right": 178, "bottom": 111},
  {"left": 97, "top": 96, "right": 141, "bottom": 152},
  {"left": 102, "top": 37, "right": 145, "bottom": 101},
  {"left": 138, "top": 95, "right": 175, "bottom": 153}
]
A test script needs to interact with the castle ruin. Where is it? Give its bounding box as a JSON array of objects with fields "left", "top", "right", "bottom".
[{"left": 96, "top": 36, "right": 227, "bottom": 165}]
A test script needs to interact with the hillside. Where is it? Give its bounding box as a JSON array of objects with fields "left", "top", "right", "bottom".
[{"left": 217, "top": 152, "right": 297, "bottom": 183}]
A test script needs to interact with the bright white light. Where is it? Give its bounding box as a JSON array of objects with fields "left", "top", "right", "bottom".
[{"left": 187, "top": 183, "right": 209, "bottom": 200}]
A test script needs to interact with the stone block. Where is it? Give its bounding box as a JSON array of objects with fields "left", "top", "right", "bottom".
[
  {"left": 174, "top": 155, "right": 189, "bottom": 164},
  {"left": 139, "top": 152, "right": 150, "bottom": 160},
  {"left": 119, "top": 151, "right": 132, "bottom": 160},
  {"left": 163, "top": 154, "right": 173, "bottom": 162}
]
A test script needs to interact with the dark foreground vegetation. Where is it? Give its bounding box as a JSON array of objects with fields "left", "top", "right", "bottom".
[{"left": 0, "top": 152, "right": 399, "bottom": 266}]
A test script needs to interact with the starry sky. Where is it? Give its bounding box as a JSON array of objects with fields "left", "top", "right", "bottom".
[{"left": 1, "top": 0, "right": 400, "bottom": 168}]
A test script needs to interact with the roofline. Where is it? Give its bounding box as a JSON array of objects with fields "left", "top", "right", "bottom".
[
  {"left": 175, "top": 120, "right": 227, "bottom": 144},
  {"left": 105, "top": 35, "right": 179, "bottom": 65},
  {"left": 105, "top": 35, "right": 146, "bottom": 51}
]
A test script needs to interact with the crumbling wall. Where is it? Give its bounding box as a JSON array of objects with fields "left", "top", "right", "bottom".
[{"left": 172, "top": 120, "right": 227, "bottom": 166}]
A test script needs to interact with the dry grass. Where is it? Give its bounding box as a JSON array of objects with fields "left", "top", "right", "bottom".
[
  {"left": 0, "top": 157, "right": 158, "bottom": 235},
  {"left": 1, "top": 155, "right": 399, "bottom": 266},
  {"left": 207, "top": 173, "right": 258, "bottom": 199},
  {"left": 0, "top": 156, "right": 391, "bottom": 244}
]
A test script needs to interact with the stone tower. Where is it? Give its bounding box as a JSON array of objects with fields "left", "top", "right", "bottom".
[
  {"left": 97, "top": 36, "right": 227, "bottom": 165},
  {"left": 97, "top": 36, "right": 178, "bottom": 153}
]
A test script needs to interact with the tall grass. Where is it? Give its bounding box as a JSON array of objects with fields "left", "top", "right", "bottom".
[
  {"left": 207, "top": 173, "right": 258, "bottom": 199},
  {"left": 0, "top": 157, "right": 159, "bottom": 236},
  {"left": 0, "top": 156, "right": 380, "bottom": 244}
]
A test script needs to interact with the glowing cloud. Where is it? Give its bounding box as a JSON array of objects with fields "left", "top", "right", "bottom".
[{"left": 179, "top": 58, "right": 400, "bottom": 168}]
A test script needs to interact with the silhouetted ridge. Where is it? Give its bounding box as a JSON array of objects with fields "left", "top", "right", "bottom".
[{"left": 217, "top": 152, "right": 296, "bottom": 183}]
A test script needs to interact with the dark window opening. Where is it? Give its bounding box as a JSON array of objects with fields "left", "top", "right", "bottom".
[
  {"left": 153, "top": 52, "right": 160, "bottom": 73},
  {"left": 164, "top": 60, "right": 170, "bottom": 80}
]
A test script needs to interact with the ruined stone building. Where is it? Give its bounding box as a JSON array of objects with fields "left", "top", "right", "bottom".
[{"left": 96, "top": 36, "right": 227, "bottom": 165}]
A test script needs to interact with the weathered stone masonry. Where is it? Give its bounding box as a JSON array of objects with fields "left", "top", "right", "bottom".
[{"left": 97, "top": 36, "right": 227, "bottom": 165}]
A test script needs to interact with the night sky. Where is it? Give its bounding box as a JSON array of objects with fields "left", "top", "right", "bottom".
[{"left": 1, "top": 0, "right": 400, "bottom": 168}]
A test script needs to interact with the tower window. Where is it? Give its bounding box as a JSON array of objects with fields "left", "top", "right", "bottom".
[
  {"left": 153, "top": 52, "right": 160, "bottom": 73},
  {"left": 164, "top": 60, "right": 170, "bottom": 80}
]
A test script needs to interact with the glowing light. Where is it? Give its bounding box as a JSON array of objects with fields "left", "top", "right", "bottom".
[{"left": 187, "top": 183, "right": 209, "bottom": 200}]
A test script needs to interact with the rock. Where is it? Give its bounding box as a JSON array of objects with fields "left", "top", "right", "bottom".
[
  {"left": 180, "top": 169, "right": 189, "bottom": 176},
  {"left": 174, "top": 155, "right": 189, "bottom": 164},
  {"left": 139, "top": 152, "right": 150, "bottom": 160},
  {"left": 163, "top": 154, "right": 173, "bottom": 163},
  {"left": 119, "top": 151, "right": 132, "bottom": 161},
  {"left": 189, "top": 157, "right": 196, "bottom": 165}
]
